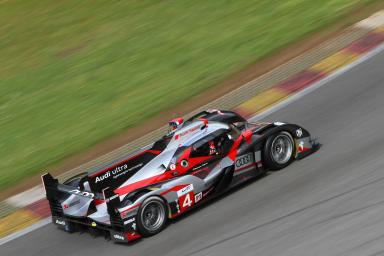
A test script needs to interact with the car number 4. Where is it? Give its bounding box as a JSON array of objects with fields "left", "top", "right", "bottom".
[
  {"left": 178, "top": 191, "right": 194, "bottom": 211},
  {"left": 182, "top": 193, "right": 193, "bottom": 208}
]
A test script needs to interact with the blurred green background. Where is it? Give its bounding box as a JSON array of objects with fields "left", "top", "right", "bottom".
[{"left": 0, "top": 0, "right": 376, "bottom": 191}]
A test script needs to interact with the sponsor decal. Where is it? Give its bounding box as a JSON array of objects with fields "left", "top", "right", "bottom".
[
  {"left": 95, "top": 163, "right": 143, "bottom": 183},
  {"left": 69, "top": 199, "right": 80, "bottom": 207},
  {"left": 274, "top": 122, "right": 285, "bottom": 126},
  {"left": 63, "top": 199, "right": 80, "bottom": 209},
  {"left": 126, "top": 217, "right": 135, "bottom": 224},
  {"left": 55, "top": 219, "right": 66, "bottom": 226},
  {"left": 193, "top": 162, "right": 207, "bottom": 170},
  {"left": 296, "top": 128, "right": 303, "bottom": 137},
  {"left": 124, "top": 217, "right": 136, "bottom": 228},
  {"left": 194, "top": 192, "right": 202, "bottom": 203},
  {"left": 113, "top": 234, "right": 125, "bottom": 241},
  {"left": 235, "top": 153, "right": 254, "bottom": 170},
  {"left": 69, "top": 189, "right": 94, "bottom": 198},
  {"left": 174, "top": 125, "right": 200, "bottom": 140},
  {"left": 177, "top": 184, "right": 194, "bottom": 197}
]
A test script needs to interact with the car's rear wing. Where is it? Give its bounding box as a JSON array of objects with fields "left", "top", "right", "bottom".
[
  {"left": 42, "top": 173, "right": 95, "bottom": 198},
  {"left": 42, "top": 173, "right": 66, "bottom": 218},
  {"left": 41, "top": 172, "right": 58, "bottom": 196},
  {"left": 41, "top": 173, "right": 96, "bottom": 217},
  {"left": 42, "top": 173, "right": 125, "bottom": 220}
]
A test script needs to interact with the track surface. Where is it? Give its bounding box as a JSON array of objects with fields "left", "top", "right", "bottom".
[{"left": 2, "top": 48, "right": 384, "bottom": 256}]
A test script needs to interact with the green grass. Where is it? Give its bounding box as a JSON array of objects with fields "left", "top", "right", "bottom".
[{"left": 0, "top": 0, "right": 376, "bottom": 191}]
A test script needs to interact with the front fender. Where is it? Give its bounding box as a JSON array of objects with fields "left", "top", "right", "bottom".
[{"left": 257, "top": 123, "right": 319, "bottom": 159}]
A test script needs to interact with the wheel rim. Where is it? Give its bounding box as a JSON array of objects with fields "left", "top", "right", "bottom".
[
  {"left": 140, "top": 201, "right": 165, "bottom": 232},
  {"left": 270, "top": 133, "right": 293, "bottom": 165}
]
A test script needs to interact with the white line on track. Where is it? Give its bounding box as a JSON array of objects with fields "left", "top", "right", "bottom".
[{"left": 1, "top": 42, "right": 383, "bottom": 247}]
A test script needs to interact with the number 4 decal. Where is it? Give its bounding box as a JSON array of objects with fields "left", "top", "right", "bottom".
[
  {"left": 177, "top": 184, "right": 196, "bottom": 212},
  {"left": 178, "top": 191, "right": 194, "bottom": 212},
  {"left": 182, "top": 193, "right": 193, "bottom": 208}
]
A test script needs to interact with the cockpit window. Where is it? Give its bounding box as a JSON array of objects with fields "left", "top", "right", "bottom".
[{"left": 190, "top": 129, "right": 233, "bottom": 158}]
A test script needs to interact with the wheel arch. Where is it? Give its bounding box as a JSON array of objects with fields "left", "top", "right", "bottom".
[
  {"left": 136, "top": 195, "right": 169, "bottom": 237},
  {"left": 257, "top": 123, "right": 307, "bottom": 170},
  {"left": 257, "top": 123, "right": 310, "bottom": 140}
]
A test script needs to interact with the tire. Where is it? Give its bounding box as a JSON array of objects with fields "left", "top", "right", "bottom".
[
  {"left": 263, "top": 131, "right": 295, "bottom": 170},
  {"left": 136, "top": 196, "right": 168, "bottom": 237}
]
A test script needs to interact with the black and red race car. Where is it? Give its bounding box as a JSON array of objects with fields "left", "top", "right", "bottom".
[{"left": 42, "top": 109, "right": 318, "bottom": 243}]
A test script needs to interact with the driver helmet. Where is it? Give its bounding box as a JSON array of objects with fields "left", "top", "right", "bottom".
[{"left": 208, "top": 140, "right": 217, "bottom": 155}]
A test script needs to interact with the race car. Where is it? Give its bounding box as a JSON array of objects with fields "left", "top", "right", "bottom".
[{"left": 42, "top": 109, "right": 319, "bottom": 243}]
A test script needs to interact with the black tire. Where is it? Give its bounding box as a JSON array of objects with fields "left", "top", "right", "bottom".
[
  {"left": 263, "top": 131, "right": 295, "bottom": 170},
  {"left": 137, "top": 196, "right": 168, "bottom": 237}
]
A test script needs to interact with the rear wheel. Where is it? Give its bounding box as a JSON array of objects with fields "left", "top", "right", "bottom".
[
  {"left": 137, "top": 196, "right": 167, "bottom": 237},
  {"left": 263, "top": 131, "right": 295, "bottom": 170}
]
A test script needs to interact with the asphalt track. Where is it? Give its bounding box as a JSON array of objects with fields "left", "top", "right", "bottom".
[{"left": 2, "top": 47, "right": 384, "bottom": 256}]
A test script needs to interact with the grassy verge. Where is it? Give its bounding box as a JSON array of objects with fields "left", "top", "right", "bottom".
[{"left": 0, "top": 0, "right": 377, "bottom": 191}]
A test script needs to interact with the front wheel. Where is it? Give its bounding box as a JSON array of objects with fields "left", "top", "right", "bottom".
[
  {"left": 263, "top": 131, "right": 295, "bottom": 170},
  {"left": 137, "top": 196, "right": 168, "bottom": 237}
]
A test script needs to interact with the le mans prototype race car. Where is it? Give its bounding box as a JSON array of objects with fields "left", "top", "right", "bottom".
[{"left": 42, "top": 110, "right": 319, "bottom": 243}]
